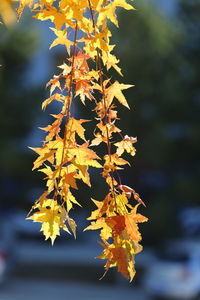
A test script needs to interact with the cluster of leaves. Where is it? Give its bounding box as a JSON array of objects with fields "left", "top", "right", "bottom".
[{"left": 1, "top": 0, "right": 147, "bottom": 281}]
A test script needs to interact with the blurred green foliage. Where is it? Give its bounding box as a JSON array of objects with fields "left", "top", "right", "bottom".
[{"left": 0, "top": 22, "right": 44, "bottom": 209}]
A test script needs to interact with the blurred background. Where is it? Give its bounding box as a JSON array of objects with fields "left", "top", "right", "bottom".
[{"left": 0, "top": 0, "right": 200, "bottom": 299}]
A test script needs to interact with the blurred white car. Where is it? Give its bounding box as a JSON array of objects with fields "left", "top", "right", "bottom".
[{"left": 142, "top": 239, "right": 200, "bottom": 300}]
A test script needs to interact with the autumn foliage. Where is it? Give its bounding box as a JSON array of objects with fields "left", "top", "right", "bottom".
[{"left": 1, "top": 0, "right": 148, "bottom": 281}]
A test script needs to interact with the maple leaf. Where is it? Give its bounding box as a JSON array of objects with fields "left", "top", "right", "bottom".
[
  {"left": 42, "top": 93, "right": 65, "bottom": 110},
  {"left": 91, "top": 132, "right": 105, "bottom": 146},
  {"left": 27, "top": 190, "right": 49, "bottom": 217},
  {"left": 97, "top": 122, "right": 121, "bottom": 140},
  {"left": 46, "top": 76, "right": 62, "bottom": 95},
  {"left": 38, "top": 164, "right": 58, "bottom": 193},
  {"left": 58, "top": 62, "right": 71, "bottom": 76},
  {"left": 30, "top": 145, "right": 56, "bottom": 170},
  {"left": 104, "top": 154, "right": 130, "bottom": 167},
  {"left": 115, "top": 193, "right": 129, "bottom": 214},
  {"left": 104, "top": 205, "right": 147, "bottom": 243},
  {"left": 75, "top": 79, "right": 94, "bottom": 104},
  {"left": 102, "top": 48, "right": 122, "bottom": 75},
  {"left": 106, "top": 215, "right": 126, "bottom": 235},
  {"left": 63, "top": 171, "right": 78, "bottom": 190},
  {"left": 33, "top": 6, "right": 67, "bottom": 29},
  {"left": 70, "top": 50, "right": 90, "bottom": 74},
  {"left": 98, "top": 243, "right": 134, "bottom": 281},
  {"left": 86, "top": 193, "right": 114, "bottom": 220},
  {"left": 27, "top": 199, "right": 71, "bottom": 245},
  {"left": 68, "top": 143, "right": 102, "bottom": 169},
  {"left": 107, "top": 247, "right": 130, "bottom": 279},
  {"left": 66, "top": 118, "right": 89, "bottom": 142},
  {"left": 84, "top": 218, "right": 112, "bottom": 240},
  {"left": 39, "top": 113, "right": 63, "bottom": 142},
  {"left": 125, "top": 204, "right": 148, "bottom": 243},
  {"left": 102, "top": 154, "right": 129, "bottom": 185},
  {"left": 106, "top": 81, "right": 133, "bottom": 108},
  {"left": 50, "top": 27, "right": 73, "bottom": 54},
  {"left": 62, "top": 187, "right": 81, "bottom": 211},
  {"left": 115, "top": 135, "right": 137, "bottom": 156},
  {"left": 97, "top": 0, "right": 134, "bottom": 27},
  {"left": 83, "top": 28, "right": 110, "bottom": 58},
  {"left": 86, "top": 199, "right": 103, "bottom": 220}
]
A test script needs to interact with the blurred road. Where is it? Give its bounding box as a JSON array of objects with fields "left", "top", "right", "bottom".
[{"left": 0, "top": 277, "right": 149, "bottom": 300}]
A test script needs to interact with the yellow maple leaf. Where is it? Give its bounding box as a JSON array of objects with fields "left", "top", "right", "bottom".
[
  {"left": 97, "top": 0, "right": 134, "bottom": 27},
  {"left": 87, "top": 194, "right": 114, "bottom": 220},
  {"left": 38, "top": 164, "right": 57, "bottom": 193},
  {"left": 106, "top": 81, "right": 133, "bottom": 108},
  {"left": 68, "top": 143, "right": 102, "bottom": 168},
  {"left": 97, "top": 122, "right": 121, "bottom": 140},
  {"left": 102, "top": 48, "right": 122, "bottom": 75},
  {"left": 27, "top": 199, "right": 71, "bottom": 245},
  {"left": 50, "top": 27, "right": 73, "bottom": 54},
  {"left": 66, "top": 118, "right": 89, "bottom": 142},
  {"left": 104, "top": 153, "right": 129, "bottom": 167},
  {"left": 30, "top": 145, "right": 56, "bottom": 170},
  {"left": 84, "top": 218, "right": 112, "bottom": 240},
  {"left": 91, "top": 132, "right": 105, "bottom": 146},
  {"left": 46, "top": 76, "right": 62, "bottom": 95},
  {"left": 115, "top": 193, "right": 128, "bottom": 214},
  {"left": 34, "top": 6, "right": 67, "bottom": 29},
  {"left": 61, "top": 186, "right": 81, "bottom": 211},
  {"left": 42, "top": 93, "right": 65, "bottom": 110},
  {"left": 75, "top": 79, "right": 94, "bottom": 104}
]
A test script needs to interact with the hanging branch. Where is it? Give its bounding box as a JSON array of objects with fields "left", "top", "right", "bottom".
[{"left": 3, "top": 0, "right": 148, "bottom": 281}]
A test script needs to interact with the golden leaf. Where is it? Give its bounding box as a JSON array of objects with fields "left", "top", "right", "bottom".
[
  {"left": 106, "top": 81, "right": 133, "bottom": 108},
  {"left": 50, "top": 27, "right": 73, "bottom": 54},
  {"left": 27, "top": 199, "right": 71, "bottom": 245}
]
